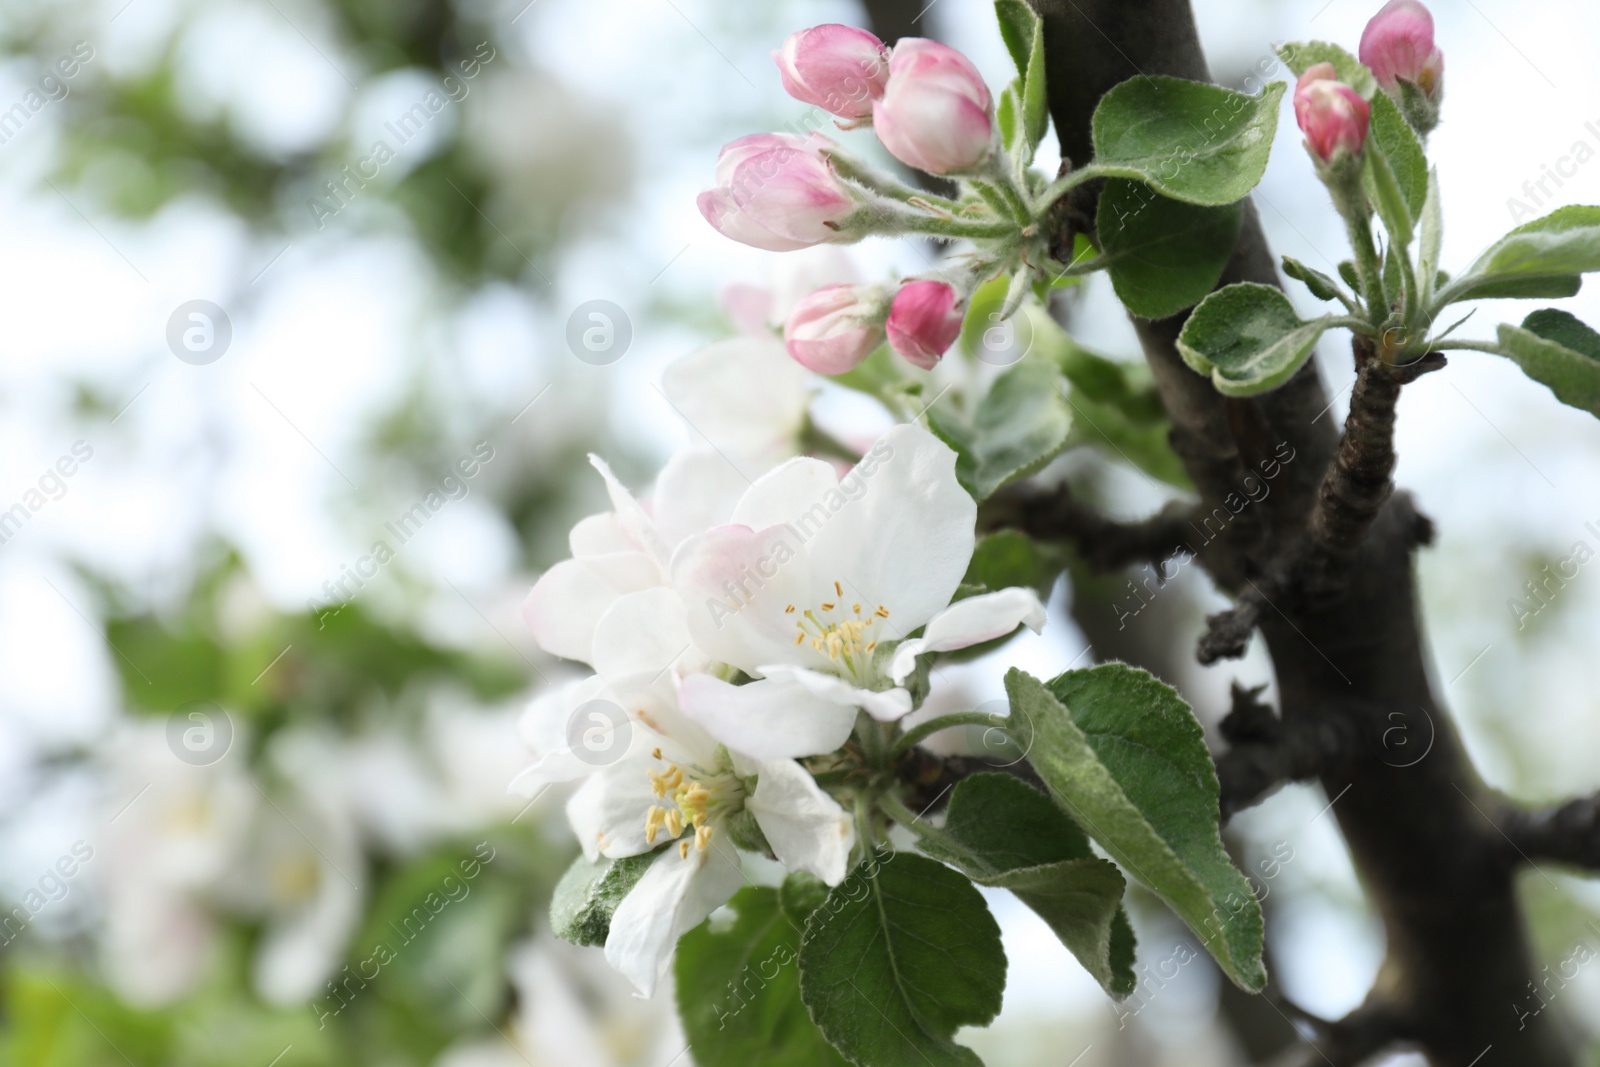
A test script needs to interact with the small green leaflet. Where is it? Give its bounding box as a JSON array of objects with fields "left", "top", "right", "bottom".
[
  {"left": 1444, "top": 206, "right": 1600, "bottom": 305},
  {"left": 913, "top": 773, "right": 1137, "bottom": 998},
  {"left": 549, "top": 850, "right": 657, "bottom": 947},
  {"left": 675, "top": 886, "right": 849, "bottom": 1067},
  {"left": 798, "top": 852, "right": 1006, "bottom": 1067},
  {"left": 1495, "top": 309, "right": 1600, "bottom": 419},
  {"left": 1176, "top": 282, "right": 1329, "bottom": 396},
  {"left": 1005, "top": 666, "right": 1266, "bottom": 990},
  {"left": 928, "top": 358, "right": 1072, "bottom": 501},
  {"left": 1097, "top": 178, "right": 1244, "bottom": 319}
]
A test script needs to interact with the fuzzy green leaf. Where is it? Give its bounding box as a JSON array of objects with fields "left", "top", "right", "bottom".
[
  {"left": 1495, "top": 310, "right": 1600, "bottom": 418},
  {"left": 1281, "top": 256, "right": 1344, "bottom": 302},
  {"left": 1006, "top": 665, "right": 1266, "bottom": 990},
  {"left": 550, "top": 850, "right": 657, "bottom": 947},
  {"left": 1446, "top": 206, "right": 1600, "bottom": 304},
  {"left": 1089, "top": 76, "right": 1284, "bottom": 205},
  {"left": 1176, "top": 283, "right": 1329, "bottom": 396},
  {"left": 928, "top": 358, "right": 1072, "bottom": 500}
]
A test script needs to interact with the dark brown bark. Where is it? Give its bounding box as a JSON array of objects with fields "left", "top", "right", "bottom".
[{"left": 1020, "top": 2, "right": 1580, "bottom": 1063}]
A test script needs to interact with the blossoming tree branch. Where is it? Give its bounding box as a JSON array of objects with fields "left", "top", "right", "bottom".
[{"left": 515, "top": 2, "right": 1600, "bottom": 1064}]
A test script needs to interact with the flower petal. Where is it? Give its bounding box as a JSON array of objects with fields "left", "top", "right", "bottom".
[
  {"left": 523, "top": 552, "right": 662, "bottom": 666},
  {"left": 678, "top": 673, "right": 859, "bottom": 760},
  {"left": 604, "top": 843, "right": 744, "bottom": 997},
  {"left": 589, "top": 455, "right": 671, "bottom": 566},
  {"left": 756, "top": 663, "right": 913, "bottom": 723},
  {"left": 730, "top": 456, "right": 843, "bottom": 531},
  {"left": 651, "top": 447, "right": 749, "bottom": 549},
  {"left": 747, "top": 759, "right": 855, "bottom": 885},
  {"left": 671, "top": 523, "right": 816, "bottom": 673},
  {"left": 660, "top": 337, "right": 810, "bottom": 475},
  {"left": 591, "top": 588, "right": 700, "bottom": 681},
  {"left": 889, "top": 587, "right": 1047, "bottom": 683},
  {"left": 565, "top": 763, "right": 660, "bottom": 862},
  {"left": 804, "top": 424, "right": 976, "bottom": 635}
]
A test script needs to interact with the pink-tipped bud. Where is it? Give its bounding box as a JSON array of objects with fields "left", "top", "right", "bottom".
[
  {"left": 1359, "top": 0, "right": 1443, "bottom": 100},
  {"left": 783, "top": 284, "right": 886, "bottom": 374},
  {"left": 774, "top": 25, "right": 890, "bottom": 120},
  {"left": 1293, "top": 65, "right": 1371, "bottom": 164},
  {"left": 697, "top": 133, "right": 857, "bottom": 252},
  {"left": 886, "top": 280, "right": 963, "bottom": 370},
  {"left": 871, "top": 39, "right": 993, "bottom": 176}
]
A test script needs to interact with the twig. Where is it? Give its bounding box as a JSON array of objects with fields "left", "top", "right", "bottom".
[{"left": 980, "top": 483, "right": 1199, "bottom": 572}]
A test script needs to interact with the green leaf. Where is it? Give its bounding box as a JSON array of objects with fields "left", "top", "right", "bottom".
[
  {"left": 676, "top": 887, "right": 849, "bottom": 1067},
  {"left": 1176, "top": 283, "right": 1329, "bottom": 396},
  {"left": 1337, "top": 260, "right": 1361, "bottom": 292},
  {"left": 996, "top": 82, "right": 1022, "bottom": 154},
  {"left": 1022, "top": 14, "right": 1048, "bottom": 152},
  {"left": 1418, "top": 168, "right": 1442, "bottom": 306},
  {"left": 1096, "top": 178, "right": 1243, "bottom": 319},
  {"left": 994, "top": 0, "right": 1036, "bottom": 77},
  {"left": 780, "top": 870, "right": 830, "bottom": 925},
  {"left": 1064, "top": 390, "right": 1192, "bottom": 489},
  {"left": 966, "top": 529, "right": 1064, "bottom": 600},
  {"left": 1006, "top": 666, "right": 1266, "bottom": 990},
  {"left": 1446, "top": 206, "right": 1600, "bottom": 304},
  {"left": 799, "top": 852, "right": 1006, "bottom": 1067},
  {"left": 1275, "top": 41, "right": 1378, "bottom": 96},
  {"left": 928, "top": 358, "right": 1072, "bottom": 501},
  {"left": 1089, "top": 76, "right": 1284, "bottom": 205},
  {"left": 1281, "top": 256, "right": 1344, "bottom": 302},
  {"left": 914, "top": 774, "right": 1136, "bottom": 998},
  {"left": 1364, "top": 145, "right": 1412, "bottom": 248},
  {"left": 549, "top": 850, "right": 658, "bottom": 947},
  {"left": 1495, "top": 310, "right": 1600, "bottom": 418},
  {"left": 1276, "top": 41, "right": 1426, "bottom": 216}
]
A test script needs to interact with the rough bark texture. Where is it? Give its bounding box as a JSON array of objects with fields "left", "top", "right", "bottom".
[{"left": 1022, "top": 2, "right": 1578, "bottom": 1063}]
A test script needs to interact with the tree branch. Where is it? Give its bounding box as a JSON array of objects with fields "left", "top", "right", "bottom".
[
  {"left": 980, "top": 483, "right": 1198, "bottom": 571},
  {"left": 1026, "top": 1, "right": 1577, "bottom": 1062},
  {"left": 1215, "top": 683, "right": 1357, "bottom": 822},
  {"left": 1502, "top": 793, "right": 1600, "bottom": 871}
]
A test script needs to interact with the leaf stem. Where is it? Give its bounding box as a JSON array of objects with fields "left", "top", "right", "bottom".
[{"left": 889, "top": 712, "right": 1012, "bottom": 761}]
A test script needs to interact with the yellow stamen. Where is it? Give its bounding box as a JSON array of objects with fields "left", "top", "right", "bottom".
[
  {"left": 834, "top": 580, "right": 843, "bottom": 596},
  {"left": 821, "top": 602, "right": 835, "bottom": 612},
  {"left": 679, "top": 840, "right": 690, "bottom": 858},
  {"left": 664, "top": 808, "right": 683, "bottom": 838},
  {"left": 695, "top": 824, "right": 713, "bottom": 851}
]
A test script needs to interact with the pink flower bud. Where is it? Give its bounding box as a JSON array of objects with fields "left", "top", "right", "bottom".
[
  {"left": 783, "top": 284, "right": 886, "bottom": 374},
  {"left": 871, "top": 39, "right": 993, "bottom": 176},
  {"left": 1293, "top": 65, "right": 1371, "bottom": 164},
  {"left": 1359, "top": 0, "right": 1443, "bottom": 99},
  {"left": 886, "top": 280, "right": 963, "bottom": 370},
  {"left": 774, "top": 25, "right": 889, "bottom": 120},
  {"left": 697, "top": 133, "right": 858, "bottom": 252}
]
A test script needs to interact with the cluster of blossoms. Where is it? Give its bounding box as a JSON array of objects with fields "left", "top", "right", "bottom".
[
  {"left": 516, "top": 394, "right": 1045, "bottom": 993},
  {"left": 697, "top": 25, "right": 1025, "bottom": 377}
]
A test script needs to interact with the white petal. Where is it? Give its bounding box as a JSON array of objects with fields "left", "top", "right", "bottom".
[
  {"left": 730, "top": 456, "right": 842, "bottom": 531},
  {"left": 589, "top": 455, "right": 672, "bottom": 565},
  {"left": 660, "top": 337, "right": 810, "bottom": 475},
  {"left": 889, "top": 587, "right": 1047, "bottom": 684},
  {"left": 671, "top": 524, "right": 817, "bottom": 673},
  {"left": 569, "top": 512, "right": 633, "bottom": 557},
  {"left": 591, "top": 588, "right": 698, "bottom": 680},
  {"left": 678, "top": 673, "right": 858, "bottom": 760},
  {"left": 805, "top": 424, "right": 977, "bottom": 635},
  {"left": 747, "top": 759, "right": 855, "bottom": 885},
  {"left": 513, "top": 676, "right": 609, "bottom": 790},
  {"left": 651, "top": 448, "right": 750, "bottom": 548},
  {"left": 522, "top": 553, "right": 662, "bottom": 666},
  {"left": 565, "top": 763, "right": 658, "bottom": 862},
  {"left": 604, "top": 843, "right": 744, "bottom": 997},
  {"left": 757, "top": 664, "right": 913, "bottom": 723}
]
